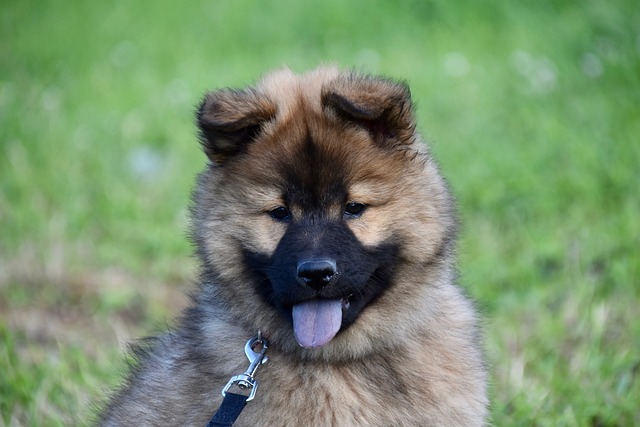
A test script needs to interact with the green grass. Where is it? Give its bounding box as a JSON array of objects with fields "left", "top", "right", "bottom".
[{"left": 1, "top": 0, "right": 638, "bottom": 425}]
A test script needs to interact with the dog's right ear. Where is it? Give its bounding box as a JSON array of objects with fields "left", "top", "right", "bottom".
[{"left": 197, "top": 88, "right": 277, "bottom": 164}]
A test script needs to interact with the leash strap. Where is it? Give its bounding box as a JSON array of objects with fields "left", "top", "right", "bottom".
[{"left": 206, "top": 392, "right": 248, "bottom": 427}]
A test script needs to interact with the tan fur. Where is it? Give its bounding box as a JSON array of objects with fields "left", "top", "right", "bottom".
[{"left": 98, "top": 67, "right": 488, "bottom": 426}]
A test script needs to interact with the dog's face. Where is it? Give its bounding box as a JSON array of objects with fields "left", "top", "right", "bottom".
[{"left": 192, "top": 67, "right": 456, "bottom": 359}]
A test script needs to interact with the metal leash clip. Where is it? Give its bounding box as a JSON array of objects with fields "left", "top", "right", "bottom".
[{"left": 221, "top": 333, "right": 269, "bottom": 402}]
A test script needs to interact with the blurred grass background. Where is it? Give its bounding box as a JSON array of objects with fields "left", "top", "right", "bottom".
[{"left": 1, "top": 0, "right": 639, "bottom": 425}]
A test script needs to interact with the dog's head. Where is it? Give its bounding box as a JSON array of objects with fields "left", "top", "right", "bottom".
[{"left": 192, "top": 67, "right": 456, "bottom": 360}]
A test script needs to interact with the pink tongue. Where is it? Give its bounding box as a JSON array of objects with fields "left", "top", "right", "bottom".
[{"left": 292, "top": 299, "right": 343, "bottom": 348}]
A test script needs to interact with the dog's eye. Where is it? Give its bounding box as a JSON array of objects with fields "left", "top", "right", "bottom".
[
  {"left": 344, "top": 202, "right": 367, "bottom": 218},
  {"left": 269, "top": 206, "right": 291, "bottom": 222}
]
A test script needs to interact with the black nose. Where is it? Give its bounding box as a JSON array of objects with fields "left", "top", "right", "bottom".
[{"left": 297, "top": 259, "right": 337, "bottom": 290}]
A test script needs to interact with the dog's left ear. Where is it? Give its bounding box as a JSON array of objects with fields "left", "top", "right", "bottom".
[{"left": 321, "top": 74, "right": 416, "bottom": 146}]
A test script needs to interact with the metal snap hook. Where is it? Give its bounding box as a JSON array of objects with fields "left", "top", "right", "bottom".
[{"left": 222, "top": 333, "right": 270, "bottom": 401}]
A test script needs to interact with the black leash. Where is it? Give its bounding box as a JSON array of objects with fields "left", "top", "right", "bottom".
[
  {"left": 206, "top": 392, "right": 248, "bottom": 427},
  {"left": 205, "top": 334, "right": 269, "bottom": 427}
]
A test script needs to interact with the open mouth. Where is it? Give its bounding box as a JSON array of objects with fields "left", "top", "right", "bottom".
[{"left": 291, "top": 297, "right": 351, "bottom": 348}]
